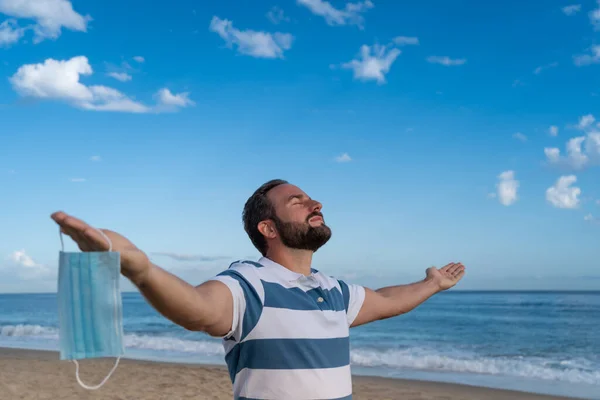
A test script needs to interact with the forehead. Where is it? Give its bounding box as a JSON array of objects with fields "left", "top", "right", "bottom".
[{"left": 267, "top": 184, "right": 307, "bottom": 205}]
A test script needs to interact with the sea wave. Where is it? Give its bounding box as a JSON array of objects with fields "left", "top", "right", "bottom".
[
  {"left": 0, "top": 324, "right": 224, "bottom": 356},
  {"left": 0, "top": 324, "right": 58, "bottom": 338},
  {"left": 1, "top": 324, "right": 598, "bottom": 385},
  {"left": 350, "top": 348, "right": 600, "bottom": 385},
  {"left": 124, "top": 333, "right": 223, "bottom": 356}
]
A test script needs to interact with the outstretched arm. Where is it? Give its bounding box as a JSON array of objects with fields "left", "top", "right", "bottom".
[
  {"left": 51, "top": 211, "right": 235, "bottom": 337},
  {"left": 129, "top": 262, "right": 234, "bottom": 336},
  {"left": 351, "top": 263, "right": 465, "bottom": 327}
]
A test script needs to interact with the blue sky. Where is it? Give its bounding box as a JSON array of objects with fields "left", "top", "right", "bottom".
[{"left": 1, "top": 0, "right": 599, "bottom": 293}]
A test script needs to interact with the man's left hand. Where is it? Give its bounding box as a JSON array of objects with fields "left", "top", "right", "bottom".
[{"left": 426, "top": 262, "right": 466, "bottom": 291}]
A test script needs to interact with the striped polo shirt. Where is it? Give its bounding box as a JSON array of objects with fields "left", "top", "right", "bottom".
[{"left": 209, "top": 256, "right": 365, "bottom": 400}]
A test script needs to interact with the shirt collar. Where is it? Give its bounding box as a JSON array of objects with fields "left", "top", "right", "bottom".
[{"left": 258, "top": 256, "right": 319, "bottom": 281}]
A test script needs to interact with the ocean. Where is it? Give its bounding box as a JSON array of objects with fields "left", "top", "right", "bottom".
[{"left": 0, "top": 291, "right": 599, "bottom": 399}]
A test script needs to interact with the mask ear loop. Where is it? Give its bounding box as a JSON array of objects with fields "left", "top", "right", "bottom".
[{"left": 60, "top": 227, "right": 122, "bottom": 390}]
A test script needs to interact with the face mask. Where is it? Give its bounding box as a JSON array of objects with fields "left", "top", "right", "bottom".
[{"left": 57, "top": 228, "right": 125, "bottom": 390}]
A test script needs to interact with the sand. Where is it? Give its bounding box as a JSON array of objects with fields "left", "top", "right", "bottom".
[{"left": 0, "top": 347, "right": 579, "bottom": 400}]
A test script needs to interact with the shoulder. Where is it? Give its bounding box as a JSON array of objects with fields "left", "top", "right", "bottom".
[
  {"left": 225, "top": 259, "right": 264, "bottom": 274},
  {"left": 216, "top": 260, "right": 266, "bottom": 301}
]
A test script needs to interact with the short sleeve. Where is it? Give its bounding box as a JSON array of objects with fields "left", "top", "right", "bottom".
[
  {"left": 337, "top": 280, "right": 366, "bottom": 326},
  {"left": 207, "top": 262, "right": 264, "bottom": 342},
  {"left": 208, "top": 272, "right": 247, "bottom": 340}
]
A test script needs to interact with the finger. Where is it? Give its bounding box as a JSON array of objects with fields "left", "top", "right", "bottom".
[
  {"left": 81, "top": 227, "right": 111, "bottom": 251},
  {"left": 52, "top": 212, "right": 92, "bottom": 234},
  {"left": 452, "top": 265, "right": 465, "bottom": 275},
  {"left": 58, "top": 224, "right": 86, "bottom": 249},
  {"left": 52, "top": 212, "right": 107, "bottom": 251},
  {"left": 439, "top": 263, "right": 456, "bottom": 272},
  {"left": 72, "top": 229, "right": 96, "bottom": 251},
  {"left": 453, "top": 270, "right": 465, "bottom": 281},
  {"left": 57, "top": 219, "right": 95, "bottom": 251},
  {"left": 448, "top": 263, "right": 463, "bottom": 275}
]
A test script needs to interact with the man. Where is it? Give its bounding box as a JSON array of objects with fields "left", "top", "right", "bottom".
[{"left": 51, "top": 179, "right": 465, "bottom": 399}]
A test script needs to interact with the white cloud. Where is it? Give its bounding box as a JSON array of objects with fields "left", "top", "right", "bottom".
[
  {"left": 155, "top": 88, "right": 195, "bottom": 109},
  {"left": 133, "top": 56, "right": 144, "bottom": 63},
  {"left": 297, "top": 0, "right": 373, "bottom": 28},
  {"left": 496, "top": 170, "right": 518, "bottom": 206},
  {"left": 90, "top": 155, "right": 101, "bottom": 161},
  {"left": 544, "top": 147, "right": 561, "bottom": 163},
  {"left": 577, "top": 114, "right": 595, "bottom": 129},
  {"left": 546, "top": 175, "right": 581, "bottom": 209},
  {"left": 426, "top": 56, "right": 466, "bottom": 66},
  {"left": 266, "top": 6, "right": 289, "bottom": 24},
  {"left": 107, "top": 72, "right": 132, "bottom": 82},
  {"left": 0, "top": 18, "right": 25, "bottom": 46},
  {"left": 590, "top": 1, "right": 600, "bottom": 29},
  {"left": 341, "top": 44, "right": 400, "bottom": 84},
  {"left": 70, "top": 177, "right": 85, "bottom": 182},
  {"left": 544, "top": 137, "right": 588, "bottom": 168},
  {"left": 393, "top": 36, "right": 419, "bottom": 46},
  {"left": 513, "top": 132, "right": 527, "bottom": 142},
  {"left": 562, "top": 4, "right": 581, "bottom": 15},
  {"left": 534, "top": 62, "right": 558, "bottom": 74},
  {"left": 4, "top": 250, "right": 53, "bottom": 280},
  {"left": 335, "top": 153, "right": 352, "bottom": 162},
  {"left": 0, "top": 0, "right": 90, "bottom": 43},
  {"left": 9, "top": 250, "right": 36, "bottom": 267},
  {"left": 573, "top": 45, "right": 600, "bottom": 66},
  {"left": 209, "top": 16, "right": 293, "bottom": 59},
  {"left": 549, "top": 125, "right": 559, "bottom": 136},
  {"left": 584, "top": 214, "right": 600, "bottom": 225},
  {"left": 9, "top": 56, "right": 193, "bottom": 114},
  {"left": 584, "top": 213, "right": 598, "bottom": 223},
  {"left": 544, "top": 115, "right": 600, "bottom": 169}
]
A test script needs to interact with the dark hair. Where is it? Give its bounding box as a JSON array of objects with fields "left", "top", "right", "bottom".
[{"left": 243, "top": 179, "right": 288, "bottom": 256}]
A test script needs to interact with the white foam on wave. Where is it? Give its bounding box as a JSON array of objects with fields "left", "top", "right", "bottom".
[
  {"left": 2, "top": 325, "right": 598, "bottom": 385},
  {"left": 124, "top": 333, "right": 223, "bottom": 356},
  {"left": 350, "top": 347, "right": 600, "bottom": 385},
  {"left": 0, "top": 324, "right": 223, "bottom": 356},
  {"left": 0, "top": 324, "right": 58, "bottom": 338}
]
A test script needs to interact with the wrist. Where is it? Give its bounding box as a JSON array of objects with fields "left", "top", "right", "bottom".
[
  {"left": 124, "top": 261, "right": 153, "bottom": 287},
  {"left": 423, "top": 276, "right": 443, "bottom": 294}
]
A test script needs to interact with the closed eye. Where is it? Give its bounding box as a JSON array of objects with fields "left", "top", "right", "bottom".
[{"left": 287, "top": 194, "right": 307, "bottom": 205}]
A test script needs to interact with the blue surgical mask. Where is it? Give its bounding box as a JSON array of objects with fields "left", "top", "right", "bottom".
[{"left": 57, "top": 228, "right": 125, "bottom": 390}]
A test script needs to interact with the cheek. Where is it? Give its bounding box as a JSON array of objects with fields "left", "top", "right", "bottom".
[{"left": 278, "top": 207, "right": 305, "bottom": 222}]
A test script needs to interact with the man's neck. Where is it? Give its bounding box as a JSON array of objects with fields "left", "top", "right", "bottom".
[{"left": 265, "top": 248, "right": 313, "bottom": 276}]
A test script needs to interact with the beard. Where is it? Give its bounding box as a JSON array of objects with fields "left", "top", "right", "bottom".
[{"left": 272, "top": 212, "right": 332, "bottom": 252}]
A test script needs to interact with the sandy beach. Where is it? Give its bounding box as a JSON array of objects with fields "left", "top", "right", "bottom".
[{"left": 0, "top": 347, "right": 580, "bottom": 400}]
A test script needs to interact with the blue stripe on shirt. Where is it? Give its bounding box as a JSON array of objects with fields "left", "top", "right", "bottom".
[
  {"left": 217, "top": 269, "right": 263, "bottom": 343},
  {"left": 262, "top": 281, "right": 345, "bottom": 311},
  {"left": 337, "top": 280, "right": 350, "bottom": 313},
  {"left": 226, "top": 337, "right": 350, "bottom": 379},
  {"left": 239, "top": 260, "right": 264, "bottom": 268}
]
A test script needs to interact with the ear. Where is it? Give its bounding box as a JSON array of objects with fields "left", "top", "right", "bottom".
[{"left": 258, "top": 220, "right": 277, "bottom": 239}]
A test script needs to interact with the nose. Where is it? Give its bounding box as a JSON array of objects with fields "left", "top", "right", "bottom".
[{"left": 310, "top": 200, "right": 322, "bottom": 213}]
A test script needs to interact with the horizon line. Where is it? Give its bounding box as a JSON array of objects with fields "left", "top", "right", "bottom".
[{"left": 1, "top": 289, "right": 599, "bottom": 295}]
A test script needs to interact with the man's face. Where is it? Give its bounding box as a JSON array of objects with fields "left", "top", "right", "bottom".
[{"left": 267, "top": 184, "right": 331, "bottom": 252}]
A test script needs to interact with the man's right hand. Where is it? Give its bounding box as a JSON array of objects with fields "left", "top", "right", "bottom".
[
  {"left": 50, "top": 211, "right": 235, "bottom": 337},
  {"left": 51, "top": 211, "right": 151, "bottom": 284}
]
